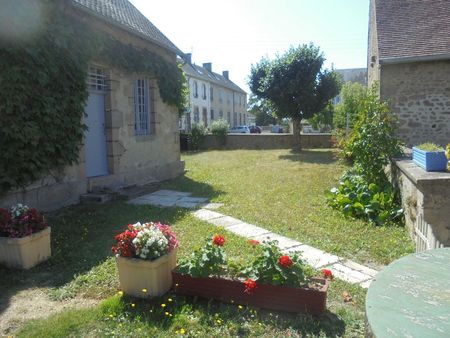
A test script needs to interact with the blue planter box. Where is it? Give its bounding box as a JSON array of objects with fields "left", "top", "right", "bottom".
[{"left": 412, "top": 147, "right": 448, "bottom": 172}]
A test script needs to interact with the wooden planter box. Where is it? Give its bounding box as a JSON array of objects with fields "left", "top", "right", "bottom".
[
  {"left": 0, "top": 227, "right": 51, "bottom": 269},
  {"left": 172, "top": 272, "right": 329, "bottom": 315},
  {"left": 116, "top": 249, "right": 177, "bottom": 298},
  {"left": 412, "top": 147, "right": 447, "bottom": 172}
]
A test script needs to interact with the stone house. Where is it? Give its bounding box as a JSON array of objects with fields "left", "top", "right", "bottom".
[
  {"left": 180, "top": 54, "right": 247, "bottom": 131},
  {"left": 368, "top": 0, "right": 450, "bottom": 147},
  {"left": 333, "top": 68, "right": 367, "bottom": 104},
  {"left": 0, "top": 0, "right": 185, "bottom": 211}
]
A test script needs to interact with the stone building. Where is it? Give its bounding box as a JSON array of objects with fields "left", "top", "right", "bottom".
[
  {"left": 333, "top": 68, "right": 367, "bottom": 104},
  {"left": 0, "top": 0, "right": 185, "bottom": 211},
  {"left": 181, "top": 55, "right": 248, "bottom": 131},
  {"left": 368, "top": 0, "right": 450, "bottom": 147}
]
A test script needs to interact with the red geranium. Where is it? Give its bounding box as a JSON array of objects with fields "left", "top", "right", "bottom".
[
  {"left": 112, "top": 228, "right": 138, "bottom": 257},
  {"left": 212, "top": 234, "right": 225, "bottom": 246},
  {"left": 243, "top": 278, "right": 258, "bottom": 294},
  {"left": 322, "top": 269, "right": 333, "bottom": 279},
  {"left": 278, "top": 255, "right": 293, "bottom": 268},
  {"left": 248, "top": 239, "right": 260, "bottom": 246}
]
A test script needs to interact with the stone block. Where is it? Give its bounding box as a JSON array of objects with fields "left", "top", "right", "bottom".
[
  {"left": 192, "top": 209, "right": 224, "bottom": 221},
  {"left": 208, "top": 216, "right": 244, "bottom": 228},
  {"left": 284, "top": 244, "right": 341, "bottom": 268},
  {"left": 252, "top": 233, "right": 302, "bottom": 250},
  {"left": 326, "top": 262, "right": 373, "bottom": 284},
  {"left": 226, "top": 223, "right": 271, "bottom": 238}
]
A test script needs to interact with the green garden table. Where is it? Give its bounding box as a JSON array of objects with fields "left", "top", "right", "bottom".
[{"left": 366, "top": 248, "right": 450, "bottom": 338}]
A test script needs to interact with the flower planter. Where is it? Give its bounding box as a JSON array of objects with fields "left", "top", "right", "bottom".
[
  {"left": 0, "top": 227, "right": 51, "bottom": 269},
  {"left": 172, "top": 272, "right": 329, "bottom": 315},
  {"left": 116, "top": 249, "right": 177, "bottom": 298},
  {"left": 412, "top": 147, "right": 447, "bottom": 172}
]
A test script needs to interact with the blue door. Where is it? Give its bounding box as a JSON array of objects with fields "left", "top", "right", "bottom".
[{"left": 84, "top": 92, "right": 108, "bottom": 177}]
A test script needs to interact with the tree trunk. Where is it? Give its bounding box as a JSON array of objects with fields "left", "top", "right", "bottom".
[{"left": 292, "top": 118, "right": 302, "bottom": 151}]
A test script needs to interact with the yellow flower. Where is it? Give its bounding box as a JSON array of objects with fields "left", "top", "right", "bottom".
[
  {"left": 161, "top": 303, "right": 166, "bottom": 308},
  {"left": 142, "top": 288, "right": 148, "bottom": 293},
  {"left": 109, "top": 314, "right": 113, "bottom": 318},
  {"left": 179, "top": 328, "right": 186, "bottom": 334},
  {"left": 117, "top": 291, "right": 123, "bottom": 296},
  {"left": 165, "top": 311, "right": 170, "bottom": 316},
  {"left": 168, "top": 298, "right": 173, "bottom": 302},
  {"left": 238, "top": 305, "right": 243, "bottom": 310},
  {"left": 216, "top": 319, "right": 222, "bottom": 324}
]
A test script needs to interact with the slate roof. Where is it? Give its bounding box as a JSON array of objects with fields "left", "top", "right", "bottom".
[
  {"left": 374, "top": 0, "right": 450, "bottom": 62},
  {"left": 183, "top": 63, "right": 246, "bottom": 94},
  {"left": 71, "top": 0, "right": 182, "bottom": 55}
]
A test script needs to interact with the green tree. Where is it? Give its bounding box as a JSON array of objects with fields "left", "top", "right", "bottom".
[
  {"left": 247, "top": 94, "right": 277, "bottom": 126},
  {"left": 249, "top": 43, "right": 341, "bottom": 150},
  {"left": 334, "top": 82, "right": 367, "bottom": 131}
]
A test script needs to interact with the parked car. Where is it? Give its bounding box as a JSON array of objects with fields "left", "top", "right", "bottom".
[
  {"left": 228, "top": 126, "right": 250, "bottom": 134},
  {"left": 249, "top": 125, "right": 262, "bottom": 134}
]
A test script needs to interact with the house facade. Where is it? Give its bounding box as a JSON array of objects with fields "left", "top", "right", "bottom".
[
  {"left": 181, "top": 55, "right": 248, "bottom": 131},
  {"left": 368, "top": 0, "right": 450, "bottom": 147},
  {"left": 0, "top": 0, "right": 185, "bottom": 211}
]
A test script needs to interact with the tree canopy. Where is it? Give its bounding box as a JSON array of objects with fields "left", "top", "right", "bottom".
[{"left": 249, "top": 43, "right": 341, "bottom": 149}]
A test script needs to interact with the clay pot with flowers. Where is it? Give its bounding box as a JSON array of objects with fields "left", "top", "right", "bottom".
[
  {"left": 112, "top": 221, "right": 178, "bottom": 298},
  {"left": 0, "top": 203, "right": 50, "bottom": 269},
  {"left": 173, "top": 235, "right": 331, "bottom": 315}
]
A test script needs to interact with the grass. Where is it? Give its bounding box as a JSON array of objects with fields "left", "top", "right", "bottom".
[
  {"left": 163, "top": 149, "right": 414, "bottom": 266},
  {"left": 3, "top": 149, "right": 414, "bottom": 336}
]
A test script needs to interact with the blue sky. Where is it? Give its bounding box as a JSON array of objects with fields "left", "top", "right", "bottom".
[{"left": 130, "top": 0, "right": 370, "bottom": 93}]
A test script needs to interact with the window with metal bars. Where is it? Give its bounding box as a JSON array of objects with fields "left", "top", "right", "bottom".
[
  {"left": 134, "top": 79, "right": 150, "bottom": 135},
  {"left": 87, "top": 66, "right": 108, "bottom": 91}
]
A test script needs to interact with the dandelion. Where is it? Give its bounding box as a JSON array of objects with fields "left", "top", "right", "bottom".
[
  {"left": 168, "top": 298, "right": 173, "bottom": 302},
  {"left": 142, "top": 288, "right": 148, "bottom": 293},
  {"left": 161, "top": 303, "right": 166, "bottom": 308},
  {"left": 109, "top": 314, "right": 113, "bottom": 318},
  {"left": 131, "top": 303, "right": 135, "bottom": 307},
  {"left": 238, "top": 305, "right": 243, "bottom": 310},
  {"left": 180, "top": 328, "right": 186, "bottom": 334},
  {"left": 117, "top": 291, "right": 124, "bottom": 296},
  {"left": 165, "top": 311, "right": 170, "bottom": 316},
  {"left": 216, "top": 319, "right": 222, "bottom": 324}
]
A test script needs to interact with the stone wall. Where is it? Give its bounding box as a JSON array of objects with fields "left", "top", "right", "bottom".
[
  {"left": 380, "top": 61, "right": 450, "bottom": 147},
  {"left": 392, "top": 159, "right": 450, "bottom": 251},
  {"left": 201, "top": 134, "right": 332, "bottom": 150},
  {"left": 367, "top": 0, "right": 380, "bottom": 88},
  {"left": 0, "top": 7, "right": 184, "bottom": 211}
]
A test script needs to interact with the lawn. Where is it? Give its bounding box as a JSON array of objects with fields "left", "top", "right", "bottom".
[
  {"left": 164, "top": 149, "right": 414, "bottom": 267},
  {"left": 1, "top": 149, "right": 413, "bottom": 337}
]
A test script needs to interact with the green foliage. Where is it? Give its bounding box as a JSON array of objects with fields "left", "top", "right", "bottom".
[
  {"left": 247, "top": 94, "right": 277, "bottom": 126},
  {"left": 343, "top": 86, "right": 403, "bottom": 185},
  {"left": 189, "top": 123, "right": 207, "bottom": 150},
  {"left": 210, "top": 119, "right": 229, "bottom": 146},
  {"left": 334, "top": 82, "right": 367, "bottom": 130},
  {"left": 326, "top": 171, "right": 404, "bottom": 226},
  {"left": 249, "top": 43, "right": 341, "bottom": 149},
  {"left": 177, "top": 236, "right": 227, "bottom": 277},
  {"left": 241, "top": 241, "right": 313, "bottom": 287},
  {"left": 309, "top": 103, "right": 334, "bottom": 132},
  {"left": 416, "top": 142, "right": 444, "bottom": 152},
  {"left": 0, "top": 0, "right": 186, "bottom": 195}
]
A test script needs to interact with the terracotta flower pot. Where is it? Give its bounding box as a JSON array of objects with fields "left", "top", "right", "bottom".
[
  {"left": 116, "top": 248, "right": 177, "bottom": 298},
  {"left": 172, "top": 272, "right": 329, "bottom": 315},
  {"left": 0, "top": 227, "right": 51, "bottom": 269}
]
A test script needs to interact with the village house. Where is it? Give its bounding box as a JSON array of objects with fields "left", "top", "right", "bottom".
[
  {"left": 0, "top": 0, "right": 185, "bottom": 210},
  {"left": 180, "top": 54, "right": 248, "bottom": 131},
  {"left": 368, "top": 0, "right": 450, "bottom": 147}
]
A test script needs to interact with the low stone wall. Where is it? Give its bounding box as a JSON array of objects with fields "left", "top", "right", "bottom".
[
  {"left": 392, "top": 159, "right": 450, "bottom": 251},
  {"left": 201, "top": 133, "right": 332, "bottom": 150}
]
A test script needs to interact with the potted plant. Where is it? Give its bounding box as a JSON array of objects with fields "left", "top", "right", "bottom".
[
  {"left": 173, "top": 235, "right": 331, "bottom": 315},
  {"left": 412, "top": 143, "right": 447, "bottom": 172},
  {"left": 0, "top": 204, "right": 51, "bottom": 269},
  {"left": 112, "top": 221, "right": 178, "bottom": 298}
]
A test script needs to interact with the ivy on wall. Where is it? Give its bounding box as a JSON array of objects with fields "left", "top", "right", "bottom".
[{"left": 0, "top": 0, "right": 186, "bottom": 195}]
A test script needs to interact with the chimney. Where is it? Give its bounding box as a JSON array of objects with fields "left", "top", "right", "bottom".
[
  {"left": 222, "top": 71, "right": 229, "bottom": 79},
  {"left": 203, "top": 63, "right": 212, "bottom": 72},
  {"left": 184, "top": 53, "right": 192, "bottom": 64}
]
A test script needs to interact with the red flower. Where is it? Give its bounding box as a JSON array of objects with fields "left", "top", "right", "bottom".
[
  {"left": 243, "top": 278, "right": 258, "bottom": 294},
  {"left": 212, "top": 234, "right": 225, "bottom": 246},
  {"left": 322, "top": 269, "right": 333, "bottom": 279},
  {"left": 112, "top": 228, "right": 138, "bottom": 257},
  {"left": 248, "top": 239, "right": 260, "bottom": 246},
  {"left": 278, "top": 255, "right": 293, "bottom": 268}
]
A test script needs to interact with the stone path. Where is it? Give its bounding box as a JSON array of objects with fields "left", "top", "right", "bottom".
[{"left": 129, "top": 190, "right": 380, "bottom": 288}]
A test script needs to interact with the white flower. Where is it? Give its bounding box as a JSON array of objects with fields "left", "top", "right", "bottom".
[{"left": 132, "top": 224, "right": 169, "bottom": 260}]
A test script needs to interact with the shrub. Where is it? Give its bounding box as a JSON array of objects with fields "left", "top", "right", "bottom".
[
  {"left": 210, "top": 119, "right": 229, "bottom": 145},
  {"left": 189, "top": 123, "right": 207, "bottom": 150},
  {"left": 416, "top": 142, "right": 444, "bottom": 152}
]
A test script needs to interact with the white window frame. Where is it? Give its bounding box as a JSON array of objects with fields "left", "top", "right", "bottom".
[{"left": 134, "top": 78, "right": 150, "bottom": 135}]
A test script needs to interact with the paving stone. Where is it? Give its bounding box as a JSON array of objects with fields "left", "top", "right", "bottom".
[
  {"left": 200, "top": 203, "right": 224, "bottom": 210},
  {"left": 208, "top": 216, "right": 244, "bottom": 228},
  {"left": 252, "top": 232, "right": 302, "bottom": 250},
  {"left": 177, "top": 196, "right": 209, "bottom": 204},
  {"left": 226, "top": 223, "right": 271, "bottom": 238},
  {"left": 326, "top": 262, "right": 373, "bottom": 284},
  {"left": 149, "top": 190, "right": 192, "bottom": 197},
  {"left": 192, "top": 209, "right": 224, "bottom": 221},
  {"left": 285, "top": 245, "right": 341, "bottom": 268},
  {"left": 341, "top": 259, "right": 379, "bottom": 278},
  {"left": 175, "top": 201, "right": 202, "bottom": 209},
  {"left": 359, "top": 279, "right": 373, "bottom": 289}
]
